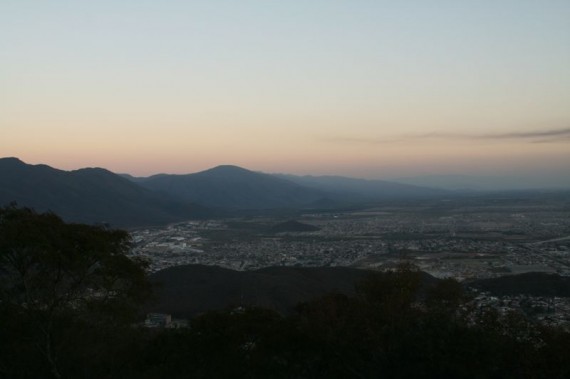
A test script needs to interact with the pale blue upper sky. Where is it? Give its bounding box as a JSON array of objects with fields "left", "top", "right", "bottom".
[{"left": 1, "top": 1, "right": 569, "bottom": 184}]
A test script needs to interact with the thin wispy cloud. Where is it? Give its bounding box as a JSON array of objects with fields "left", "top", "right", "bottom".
[
  {"left": 325, "top": 128, "right": 570, "bottom": 145},
  {"left": 465, "top": 128, "right": 570, "bottom": 140}
]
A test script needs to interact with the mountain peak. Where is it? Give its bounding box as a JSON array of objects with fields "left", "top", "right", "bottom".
[
  {"left": 139, "top": 164, "right": 324, "bottom": 209},
  {"left": 73, "top": 167, "right": 115, "bottom": 175},
  {"left": 0, "top": 158, "right": 209, "bottom": 226},
  {"left": 0, "top": 157, "right": 26, "bottom": 166},
  {"left": 206, "top": 165, "right": 251, "bottom": 173},
  {"left": 198, "top": 165, "right": 255, "bottom": 177}
]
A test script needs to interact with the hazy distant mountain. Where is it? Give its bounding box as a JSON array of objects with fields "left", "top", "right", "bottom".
[
  {"left": 393, "top": 174, "right": 570, "bottom": 191},
  {"left": 389, "top": 174, "right": 512, "bottom": 191},
  {"left": 274, "top": 174, "right": 446, "bottom": 201},
  {"left": 135, "top": 165, "right": 326, "bottom": 210},
  {"left": 0, "top": 157, "right": 209, "bottom": 226}
]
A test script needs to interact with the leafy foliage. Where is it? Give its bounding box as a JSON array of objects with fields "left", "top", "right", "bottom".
[
  {"left": 0, "top": 206, "right": 151, "bottom": 378},
  {"left": 127, "top": 266, "right": 570, "bottom": 379}
]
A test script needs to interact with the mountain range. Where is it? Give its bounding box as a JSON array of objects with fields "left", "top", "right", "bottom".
[
  {"left": 1, "top": 157, "right": 447, "bottom": 226},
  {"left": 132, "top": 165, "right": 325, "bottom": 210},
  {"left": 393, "top": 174, "right": 570, "bottom": 191},
  {"left": 274, "top": 173, "right": 446, "bottom": 200},
  {"left": 126, "top": 166, "right": 446, "bottom": 210},
  {"left": 0, "top": 158, "right": 209, "bottom": 226}
]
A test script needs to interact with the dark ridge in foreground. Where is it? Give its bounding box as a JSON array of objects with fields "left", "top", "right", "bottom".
[
  {"left": 147, "top": 264, "right": 438, "bottom": 317},
  {"left": 467, "top": 272, "right": 570, "bottom": 297}
]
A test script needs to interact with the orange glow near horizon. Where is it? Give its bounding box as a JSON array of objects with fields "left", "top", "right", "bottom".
[
  {"left": 6, "top": 133, "right": 569, "bottom": 180},
  {"left": 1, "top": 1, "right": 569, "bottom": 184}
]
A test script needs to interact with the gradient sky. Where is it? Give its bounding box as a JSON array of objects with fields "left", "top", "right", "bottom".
[{"left": 1, "top": 1, "right": 569, "bottom": 184}]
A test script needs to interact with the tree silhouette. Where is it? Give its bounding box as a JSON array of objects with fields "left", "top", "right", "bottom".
[{"left": 0, "top": 206, "right": 151, "bottom": 378}]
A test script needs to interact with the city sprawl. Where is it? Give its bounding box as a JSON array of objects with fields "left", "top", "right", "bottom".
[{"left": 129, "top": 197, "right": 570, "bottom": 327}]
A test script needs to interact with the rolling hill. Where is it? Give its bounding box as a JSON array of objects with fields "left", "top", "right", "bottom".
[
  {"left": 146, "top": 264, "right": 439, "bottom": 317},
  {"left": 135, "top": 165, "right": 327, "bottom": 210},
  {"left": 146, "top": 264, "right": 373, "bottom": 317},
  {"left": 2, "top": 158, "right": 453, "bottom": 225},
  {"left": 270, "top": 220, "right": 321, "bottom": 233},
  {"left": 0, "top": 157, "right": 210, "bottom": 226}
]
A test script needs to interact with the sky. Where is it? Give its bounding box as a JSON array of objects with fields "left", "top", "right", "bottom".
[{"left": 1, "top": 0, "right": 569, "bottom": 186}]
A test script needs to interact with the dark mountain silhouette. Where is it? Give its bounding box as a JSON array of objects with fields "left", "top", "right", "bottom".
[
  {"left": 0, "top": 157, "right": 210, "bottom": 226},
  {"left": 147, "top": 265, "right": 372, "bottom": 317},
  {"left": 118, "top": 173, "right": 147, "bottom": 183},
  {"left": 136, "top": 165, "right": 326, "bottom": 210},
  {"left": 146, "top": 264, "right": 439, "bottom": 317},
  {"left": 4, "top": 158, "right": 451, "bottom": 224},
  {"left": 274, "top": 174, "right": 447, "bottom": 201}
]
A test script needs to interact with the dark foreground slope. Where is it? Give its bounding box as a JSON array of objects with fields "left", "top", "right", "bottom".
[
  {"left": 147, "top": 264, "right": 438, "bottom": 317},
  {"left": 4, "top": 207, "right": 570, "bottom": 379},
  {"left": 467, "top": 272, "right": 570, "bottom": 297},
  {"left": 148, "top": 265, "right": 370, "bottom": 316},
  {"left": 136, "top": 165, "right": 326, "bottom": 209},
  {"left": 0, "top": 157, "right": 209, "bottom": 226}
]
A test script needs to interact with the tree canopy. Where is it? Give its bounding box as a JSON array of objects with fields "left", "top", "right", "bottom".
[{"left": 0, "top": 206, "right": 151, "bottom": 378}]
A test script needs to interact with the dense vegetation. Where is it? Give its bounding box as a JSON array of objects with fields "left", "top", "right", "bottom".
[
  {"left": 0, "top": 206, "right": 151, "bottom": 378},
  {"left": 147, "top": 264, "right": 374, "bottom": 317},
  {"left": 468, "top": 272, "right": 570, "bottom": 297},
  {"left": 1, "top": 206, "right": 569, "bottom": 378}
]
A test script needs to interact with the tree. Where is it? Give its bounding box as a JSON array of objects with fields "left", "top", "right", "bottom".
[{"left": 0, "top": 206, "right": 151, "bottom": 378}]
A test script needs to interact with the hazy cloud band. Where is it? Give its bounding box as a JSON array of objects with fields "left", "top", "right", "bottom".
[{"left": 325, "top": 128, "right": 570, "bottom": 145}]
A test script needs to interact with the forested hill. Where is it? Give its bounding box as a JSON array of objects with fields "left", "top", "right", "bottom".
[
  {"left": 147, "top": 264, "right": 438, "bottom": 317},
  {"left": 0, "top": 157, "right": 210, "bottom": 226},
  {"left": 135, "top": 165, "right": 326, "bottom": 210},
  {"left": 467, "top": 272, "right": 570, "bottom": 297},
  {"left": 2, "top": 157, "right": 454, "bottom": 227}
]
